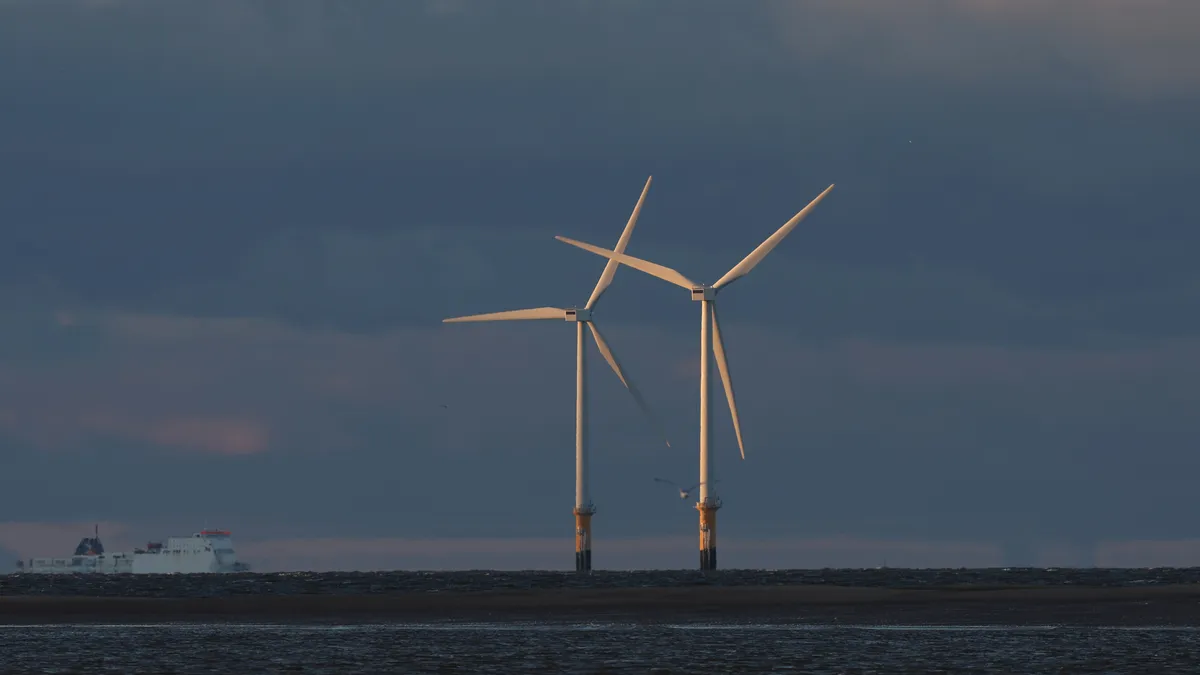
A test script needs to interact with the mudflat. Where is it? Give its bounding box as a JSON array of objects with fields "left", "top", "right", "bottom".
[{"left": 4, "top": 584, "right": 1200, "bottom": 625}]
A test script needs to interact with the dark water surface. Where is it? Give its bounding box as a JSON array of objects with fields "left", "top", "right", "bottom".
[
  {"left": 5, "top": 570, "right": 1200, "bottom": 672},
  {"left": 3, "top": 621, "right": 1198, "bottom": 674},
  {"left": 6, "top": 567, "right": 1200, "bottom": 596}
]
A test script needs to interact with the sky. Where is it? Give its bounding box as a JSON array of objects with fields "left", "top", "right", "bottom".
[{"left": 2, "top": 0, "right": 1200, "bottom": 571}]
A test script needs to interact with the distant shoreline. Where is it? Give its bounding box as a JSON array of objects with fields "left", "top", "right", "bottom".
[{"left": 5, "top": 584, "right": 1200, "bottom": 625}]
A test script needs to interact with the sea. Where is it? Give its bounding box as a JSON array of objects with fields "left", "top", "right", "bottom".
[{"left": 4, "top": 568, "right": 1200, "bottom": 674}]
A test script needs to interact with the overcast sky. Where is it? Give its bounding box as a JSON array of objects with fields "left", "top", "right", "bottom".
[{"left": 2, "top": 0, "right": 1199, "bottom": 571}]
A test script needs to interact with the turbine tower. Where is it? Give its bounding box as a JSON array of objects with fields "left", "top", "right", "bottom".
[
  {"left": 443, "top": 176, "right": 669, "bottom": 573},
  {"left": 556, "top": 183, "right": 835, "bottom": 570}
]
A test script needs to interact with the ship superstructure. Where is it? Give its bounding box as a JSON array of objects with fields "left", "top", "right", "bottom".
[{"left": 14, "top": 527, "right": 250, "bottom": 574}]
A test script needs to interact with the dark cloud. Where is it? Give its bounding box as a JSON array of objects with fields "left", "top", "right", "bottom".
[{"left": 1, "top": 1, "right": 1198, "bottom": 562}]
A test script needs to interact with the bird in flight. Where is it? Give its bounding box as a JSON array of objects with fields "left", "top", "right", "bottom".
[{"left": 653, "top": 478, "right": 717, "bottom": 500}]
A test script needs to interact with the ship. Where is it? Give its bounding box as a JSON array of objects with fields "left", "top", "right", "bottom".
[{"left": 13, "top": 525, "right": 251, "bottom": 574}]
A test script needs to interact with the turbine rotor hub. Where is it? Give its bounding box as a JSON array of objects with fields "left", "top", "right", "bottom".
[
  {"left": 690, "top": 286, "right": 715, "bottom": 301},
  {"left": 564, "top": 308, "right": 592, "bottom": 322}
]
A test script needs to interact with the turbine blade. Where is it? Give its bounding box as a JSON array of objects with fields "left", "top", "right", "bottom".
[
  {"left": 586, "top": 176, "right": 652, "bottom": 311},
  {"left": 712, "top": 184, "right": 835, "bottom": 291},
  {"left": 443, "top": 307, "right": 567, "bottom": 323},
  {"left": 587, "top": 321, "right": 672, "bottom": 448},
  {"left": 556, "top": 236, "right": 697, "bottom": 290},
  {"left": 709, "top": 302, "right": 745, "bottom": 459}
]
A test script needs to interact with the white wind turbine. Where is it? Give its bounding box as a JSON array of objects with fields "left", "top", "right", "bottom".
[
  {"left": 556, "top": 183, "right": 835, "bottom": 570},
  {"left": 443, "top": 176, "right": 670, "bottom": 573}
]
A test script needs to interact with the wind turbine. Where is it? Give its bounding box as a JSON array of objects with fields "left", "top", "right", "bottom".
[
  {"left": 556, "top": 183, "right": 835, "bottom": 570},
  {"left": 443, "top": 176, "right": 669, "bottom": 574}
]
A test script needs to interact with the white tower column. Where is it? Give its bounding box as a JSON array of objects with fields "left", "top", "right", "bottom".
[
  {"left": 574, "top": 320, "right": 594, "bottom": 572},
  {"left": 699, "top": 300, "right": 713, "bottom": 505},
  {"left": 576, "top": 320, "right": 588, "bottom": 509},
  {"left": 697, "top": 298, "right": 719, "bottom": 570}
]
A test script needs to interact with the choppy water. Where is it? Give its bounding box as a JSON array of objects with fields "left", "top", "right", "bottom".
[
  {"left": 3, "top": 621, "right": 1198, "bottom": 673},
  {"left": 4, "top": 567, "right": 1199, "bottom": 596},
  {"left": 6, "top": 570, "right": 1199, "bottom": 672}
]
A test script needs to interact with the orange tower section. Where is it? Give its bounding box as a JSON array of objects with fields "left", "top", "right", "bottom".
[
  {"left": 574, "top": 508, "right": 593, "bottom": 572},
  {"left": 697, "top": 502, "right": 718, "bottom": 570}
]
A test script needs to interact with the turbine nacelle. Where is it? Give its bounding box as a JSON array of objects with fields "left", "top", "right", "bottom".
[
  {"left": 690, "top": 286, "right": 715, "bottom": 302},
  {"left": 564, "top": 308, "right": 592, "bottom": 322}
]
